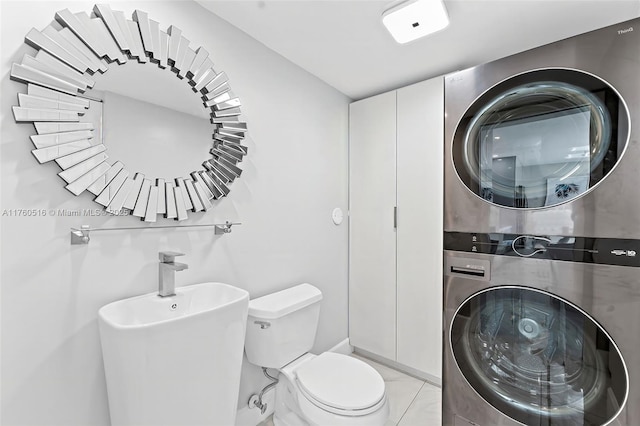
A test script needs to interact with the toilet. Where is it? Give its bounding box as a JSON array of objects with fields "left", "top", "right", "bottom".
[{"left": 244, "top": 283, "right": 390, "bottom": 426}]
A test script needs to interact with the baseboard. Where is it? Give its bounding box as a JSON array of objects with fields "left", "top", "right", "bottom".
[
  {"left": 235, "top": 387, "right": 275, "bottom": 426},
  {"left": 328, "top": 337, "right": 354, "bottom": 355},
  {"left": 353, "top": 346, "right": 442, "bottom": 387}
]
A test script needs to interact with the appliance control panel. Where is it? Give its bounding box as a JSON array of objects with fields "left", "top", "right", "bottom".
[{"left": 444, "top": 232, "right": 640, "bottom": 267}]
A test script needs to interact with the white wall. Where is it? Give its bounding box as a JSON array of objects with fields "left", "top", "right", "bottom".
[{"left": 0, "top": 1, "right": 350, "bottom": 425}]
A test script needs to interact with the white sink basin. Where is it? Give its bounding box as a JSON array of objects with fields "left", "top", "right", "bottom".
[
  {"left": 99, "top": 281, "right": 248, "bottom": 328},
  {"left": 98, "top": 282, "right": 249, "bottom": 426}
]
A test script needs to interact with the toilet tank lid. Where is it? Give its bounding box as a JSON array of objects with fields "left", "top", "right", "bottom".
[{"left": 249, "top": 283, "right": 322, "bottom": 319}]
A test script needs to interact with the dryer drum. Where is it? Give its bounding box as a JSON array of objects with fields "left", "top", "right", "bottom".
[
  {"left": 451, "top": 69, "right": 629, "bottom": 209},
  {"left": 451, "top": 287, "right": 627, "bottom": 425}
]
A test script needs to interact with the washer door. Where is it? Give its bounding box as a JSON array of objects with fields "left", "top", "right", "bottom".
[
  {"left": 452, "top": 69, "right": 629, "bottom": 208},
  {"left": 451, "top": 286, "right": 627, "bottom": 425}
]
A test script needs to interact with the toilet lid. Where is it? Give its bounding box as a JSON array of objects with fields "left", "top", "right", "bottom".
[{"left": 295, "top": 352, "right": 385, "bottom": 411}]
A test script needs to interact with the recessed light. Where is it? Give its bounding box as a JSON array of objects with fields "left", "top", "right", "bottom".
[{"left": 382, "top": 0, "right": 449, "bottom": 44}]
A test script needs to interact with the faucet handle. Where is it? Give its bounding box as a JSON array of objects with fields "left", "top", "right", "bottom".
[{"left": 159, "top": 251, "right": 185, "bottom": 262}]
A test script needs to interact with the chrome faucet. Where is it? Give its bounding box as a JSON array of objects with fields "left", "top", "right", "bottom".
[{"left": 158, "top": 251, "right": 188, "bottom": 297}]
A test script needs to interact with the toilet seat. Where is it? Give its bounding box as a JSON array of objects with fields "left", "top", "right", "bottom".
[{"left": 294, "top": 352, "right": 386, "bottom": 416}]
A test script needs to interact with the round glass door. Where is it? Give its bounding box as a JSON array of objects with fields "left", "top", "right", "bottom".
[
  {"left": 452, "top": 69, "right": 629, "bottom": 208},
  {"left": 451, "top": 287, "right": 627, "bottom": 425}
]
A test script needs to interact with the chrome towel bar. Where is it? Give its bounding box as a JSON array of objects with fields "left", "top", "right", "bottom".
[{"left": 70, "top": 221, "right": 241, "bottom": 244}]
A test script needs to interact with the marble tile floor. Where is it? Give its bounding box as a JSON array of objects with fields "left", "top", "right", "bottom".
[{"left": 257, "top": 353, "right": 442, "bottom": 426}]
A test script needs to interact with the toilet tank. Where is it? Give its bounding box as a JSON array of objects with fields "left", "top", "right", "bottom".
[{"left": 245, "top": 283, "right": 322, "bottom": 368}]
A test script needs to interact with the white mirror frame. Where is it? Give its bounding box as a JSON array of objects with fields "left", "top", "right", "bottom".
[{"left": 10, "top": 4, "right": 248, "bottom": 222}]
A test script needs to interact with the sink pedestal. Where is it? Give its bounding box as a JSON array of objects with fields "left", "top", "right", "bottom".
[{"left": 98, "top": 282, "right": 249, "bottom": 426}]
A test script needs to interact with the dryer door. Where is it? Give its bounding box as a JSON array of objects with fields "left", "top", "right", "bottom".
[
  {"left": 451, "top": 286, "right": 627, "bottom": 425},
  {"left": 452, "top": 69, "right": 629, "bottom": 209}
]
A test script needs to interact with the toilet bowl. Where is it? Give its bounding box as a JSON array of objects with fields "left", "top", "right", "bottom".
[
  {"left": 244, "top": 283, "right": 390, "bottom": 425},
  {"left": 274, "top": 352, "right": 389, "bottom": 426}
]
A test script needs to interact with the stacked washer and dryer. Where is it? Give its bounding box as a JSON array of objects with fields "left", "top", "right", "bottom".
[{"left": 443, "top": 18, "right": 639, "bottom": 426}]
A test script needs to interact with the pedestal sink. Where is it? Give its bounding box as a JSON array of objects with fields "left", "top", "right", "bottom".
[{"left": 98, "top": 282, "right": 249, "bottom": 426}]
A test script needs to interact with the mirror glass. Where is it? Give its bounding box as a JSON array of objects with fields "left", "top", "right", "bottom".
[{"left": 84, "top": 61, "right": 212, "bottom": 179}]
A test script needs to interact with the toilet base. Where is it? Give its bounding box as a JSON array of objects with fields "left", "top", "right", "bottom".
[{"left": 273, "top": 378, "right": 309, "bottom": 426}]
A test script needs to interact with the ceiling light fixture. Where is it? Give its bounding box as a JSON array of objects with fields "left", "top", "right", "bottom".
[{"left": 382, "top": 0, "right": 449, "bottom": 44}]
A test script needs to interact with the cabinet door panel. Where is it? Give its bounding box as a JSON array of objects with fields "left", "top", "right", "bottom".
[
  {"left": 348, "top": 91, "right": 397, "bottom": 360},
  {"left": 396, "top": 77, "right": 443, "bottom": 378}
]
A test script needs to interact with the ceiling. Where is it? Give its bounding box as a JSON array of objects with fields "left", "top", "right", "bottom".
[{"left": 197, "top": 0, "right": 640, "bottom": 100}]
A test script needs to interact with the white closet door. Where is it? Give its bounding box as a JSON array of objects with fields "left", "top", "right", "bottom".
[
  {"left": 396, "top": 77, "right": 443, "bottom": 379},
  {"left": 348, "top": 91, "right": 397, "bottom": 360}
]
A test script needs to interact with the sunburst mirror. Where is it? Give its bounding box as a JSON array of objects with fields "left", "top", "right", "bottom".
[{"left": 10, "top": 4, "right": 247, "bottom": 222}]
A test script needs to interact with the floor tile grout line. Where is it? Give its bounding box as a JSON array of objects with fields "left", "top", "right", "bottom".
[{"left": 395, "top": 380, "right": 426, "bottom": 426}]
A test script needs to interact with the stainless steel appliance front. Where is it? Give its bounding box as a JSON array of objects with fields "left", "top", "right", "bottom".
[
  {"left": 443, "top": 250, "right": 636, "bottom": 426},
  {"left": 443, "top": 17, "right": 640, "bottom": 426},
  {"left": 444, "top": 17, "right": 639, "bottom": 239}
]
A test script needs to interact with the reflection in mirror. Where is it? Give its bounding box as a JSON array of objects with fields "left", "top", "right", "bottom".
[
  {"left": 84, "top": 60, "right": 212, "bottom": 180},
  {"left": 95, "top": 169, "right": 129, "bottom": 206},
  {"left": 165, "top": 181, "right": 178, "bottom": 219},
  {"left": 107, "top": 177, "right": 134, "bottom": 214}
]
